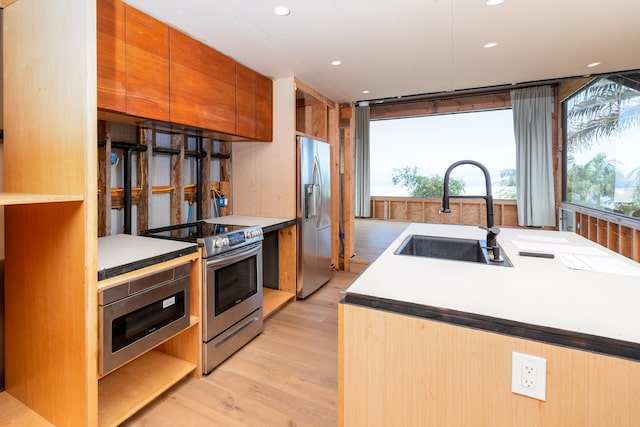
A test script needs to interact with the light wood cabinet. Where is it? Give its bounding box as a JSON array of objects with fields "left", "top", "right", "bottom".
[
  {"left": 97, "top": 0, "right": 126, "bottom": 112},
  {"left": 124, "top": 4, "right": 170, "bottom": 121},
  {"left": 1, "top": 0, "right": 98, "bottom": 425},
  {"left": 96, "top": 254, "right": 202, "bottom": 427},
  {"left": 0, "top": 1, "right": 201, "bottom": 425},
  {"left": 169, "top": 27, "right": 236, "bottom": 134},
  {"left": 340, "top": 302, "right": 640, "bottom": 426}
]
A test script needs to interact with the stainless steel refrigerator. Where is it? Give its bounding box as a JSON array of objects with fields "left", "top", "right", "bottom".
[{"left": 297, "top": 136, "right": 332, "bottom": 298}]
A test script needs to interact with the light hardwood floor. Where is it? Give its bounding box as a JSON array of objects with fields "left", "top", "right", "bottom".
[
  {"left": 350, "top": 219, "right": 409, "bottom": 272},
  {"left": 353, "top": 218, "right": 409, "bottom": 262},
  {"left": 123, "top": 270, "right": 359, "bottom": 427}
]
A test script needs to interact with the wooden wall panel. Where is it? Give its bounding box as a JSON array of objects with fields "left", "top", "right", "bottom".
[
  {"left": 232, "top": 77, "right": 296, "bottom": 218},
  {"left": 370, "top": 93, "right": 511, "bottom": 120},
  {"left": 369, "top": 197, "right": 521, "bottom": 228},
  {"left": 406, "top": 201, "right": 424, "bottom": 222},
  {"left": 341, "top": 303, "right": 640, "bottom": 427},
  {"left": 389, "top": 201, "right": 407, "bottom": 221}
]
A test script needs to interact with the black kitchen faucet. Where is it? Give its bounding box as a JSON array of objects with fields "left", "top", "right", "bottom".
[{"left": 441, "top": 160, "right": 501, "bottom": 259}]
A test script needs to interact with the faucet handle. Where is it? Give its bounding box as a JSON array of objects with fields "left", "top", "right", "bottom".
[{"left": 479, "top": 225, "right": 500, "bottom": 236}]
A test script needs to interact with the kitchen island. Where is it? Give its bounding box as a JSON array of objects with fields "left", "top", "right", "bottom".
[{"left": 339, "top": 223, "right": 640, "bottom": 426}]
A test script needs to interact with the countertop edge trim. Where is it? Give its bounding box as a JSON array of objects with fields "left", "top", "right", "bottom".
[
  {"left": 342, "top": 293, "right": 640, "bottom": 362},
  {"left": 262, "top": 219, "right": 298, "bottom": 234},
  {"left": 98, "top": 246, "right": 198, "bottom": 281}
]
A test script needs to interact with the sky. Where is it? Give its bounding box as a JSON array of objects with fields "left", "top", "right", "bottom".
[{"left": 369, "top": 109, "right": 516, "bottom": 196}]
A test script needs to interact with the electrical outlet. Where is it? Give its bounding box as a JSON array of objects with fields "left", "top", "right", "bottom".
[{"left": 512, "top": 352, "right": 546, "bottom": 401}]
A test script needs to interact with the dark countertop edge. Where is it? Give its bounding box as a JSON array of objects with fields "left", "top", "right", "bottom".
[
  {"left": 262, "top": 218, "right": 298, "bottom": 234},
  {"left": 98, "top": 245, "right": 198, "bottom": 281},
  {"left": 342, "top": 293, "right": 640, "bottom": 362}
]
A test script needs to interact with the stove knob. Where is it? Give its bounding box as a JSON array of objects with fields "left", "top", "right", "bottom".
[
  {"left": 214, "top": 238, "right": 223, "bottom": 248},
  {"left": 223, "top": 237, "right": 230, "bottom": 246}
]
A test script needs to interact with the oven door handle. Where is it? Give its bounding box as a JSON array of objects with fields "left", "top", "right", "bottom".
[{"left": 206, "top": 243, "right": 262, "bottom": 267}]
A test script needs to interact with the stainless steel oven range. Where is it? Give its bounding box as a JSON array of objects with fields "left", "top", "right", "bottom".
[{"left": 141, "top": 221, "right": 264, "bottom": 374}]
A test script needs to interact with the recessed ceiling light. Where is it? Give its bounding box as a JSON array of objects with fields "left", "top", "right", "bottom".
[
  {"left": 331, "top": 60, "right": 342, "bottom": 66},
  {"left": 274, "top": 6, "right": 291, "bottom": 16},
  {"left": 586, "top": 61, "right": 602, "bottom": 68},
  {"left": 483, "top": 42, "right": 499, "bottom": 48},
  {"left": 486, "top": 0, "right": 506, "bottom": 5},
  {"left": 362, "top": 90, "right": 370, "bottom": 94}
]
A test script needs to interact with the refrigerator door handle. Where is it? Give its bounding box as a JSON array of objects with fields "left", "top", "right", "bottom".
[
  {"left": 314, "top": 156, "right": 323, "bottom": 227},
  {"left": 304, "top": 183, "right": 316, "bottom": 219}
]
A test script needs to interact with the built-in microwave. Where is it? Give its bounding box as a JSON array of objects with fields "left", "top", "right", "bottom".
[{"left": 98, "top": 262, "right": 191, "bottom": 376}]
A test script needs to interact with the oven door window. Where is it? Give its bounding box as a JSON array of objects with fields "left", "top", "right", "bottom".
[
  {"left": 214, "top": 254, "right": 258, "bottom": 315},
  {"left": 111, "top": 290, "right": 185, "bottom": 352}
]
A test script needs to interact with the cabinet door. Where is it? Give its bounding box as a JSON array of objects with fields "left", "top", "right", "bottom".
[
  {"left": 125, "top": 5, "right": 170, "bottom": 121},
  {"left": 169, "top": 28, "right": 236, "bottom": 134},
  {"left": 97, "top": 0, "right": 126, "bottom": 112},
  {"left": 235, "top": 64, "right": 257, "bottom": 138},
  {"left": 255, "top": 73, "right": 273, "bottom": 141}
]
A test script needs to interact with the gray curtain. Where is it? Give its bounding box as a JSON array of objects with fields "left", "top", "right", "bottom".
[
  {"left": 354, "top": 105, "right": 371, "bottom": 217},
  {"left": 510, "top": 86, "right": 556, "bottom": 227}
]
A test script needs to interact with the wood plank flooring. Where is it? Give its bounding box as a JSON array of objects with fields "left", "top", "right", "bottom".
[
  {"left": 123, "top": 270, "right": 359, "bottom": 427},
  {"left": 353, "top": 218, "right": 408, "bottom": 263}
]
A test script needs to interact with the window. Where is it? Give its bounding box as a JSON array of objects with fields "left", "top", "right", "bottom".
[
  {"left": 369, "top": 109, "right": 516, "bottom": 199},
  {"left": 563, "top": 73, "right": 640, "bottom": 219}
]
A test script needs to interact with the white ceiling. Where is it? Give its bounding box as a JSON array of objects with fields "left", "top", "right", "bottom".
[{"left": 123, "top": 0, "right": 640, "bottom": 104}]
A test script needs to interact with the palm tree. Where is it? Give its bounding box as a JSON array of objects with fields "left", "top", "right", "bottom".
[
  {"left": 566, "top": 77, "right": 640, "bottom": 151},
  {"left": 583, "top": 153, "right": 617, "bottom": 206}
]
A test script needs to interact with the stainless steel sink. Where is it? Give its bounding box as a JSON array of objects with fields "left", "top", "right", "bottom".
[{"left": 394, "top": 234, "right": 512, "bottom": 267}]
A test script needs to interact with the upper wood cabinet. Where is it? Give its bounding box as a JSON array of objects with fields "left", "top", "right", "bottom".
[
  {"left": 169, "top": 28, "right": 236, "bottom": 134},
  {"left": 97, "top": 0, "right": 126, "bottom": 112},
  {"left": 235, "top": 64, "right": 257, "bottom": 138},
  {"left": 124, "top": 5, "right": 170, "bottom": 121},
  {"left": 96, "top": 0, "right": 272, "bottom": 140},
  {"left": 236, "top": 64, "right": 273, "bottom": 141},
  {"left": 255, "top": 73, "right": 273, "bottom": 141}
]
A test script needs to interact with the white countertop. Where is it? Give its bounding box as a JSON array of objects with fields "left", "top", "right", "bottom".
[
  {"left": 98, "top": 234, "right": 197, "bottom": 273},
  {"left": 344, "top": 223, "right": 640, "bottom": 344},
  {"left": 207, "top": 215, "right": 295, "bottom": 228}
]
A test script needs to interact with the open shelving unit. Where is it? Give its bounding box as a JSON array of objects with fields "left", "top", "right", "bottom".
[{"left": 0, "top": 1, "right": 202, "bottom": 425}]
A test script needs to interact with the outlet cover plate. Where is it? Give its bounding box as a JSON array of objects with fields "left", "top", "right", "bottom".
[{"left": 512, "top": 351, "right": 546, "bottom": 401}]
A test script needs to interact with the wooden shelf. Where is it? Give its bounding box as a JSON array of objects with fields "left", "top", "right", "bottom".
[
  {"left": 0, "top": 192, "right": 83, "bottom": 206},
  {"left": 0, "top": 392, "right": 54, "bottom": 426},
  {"left": 98, "top": 349, "right": 196, "bottom": 427},
  {"left": 263, "top": 288, "right": 295, "bottom": 318}
]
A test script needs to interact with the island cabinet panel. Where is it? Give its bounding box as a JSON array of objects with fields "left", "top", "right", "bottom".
[
  {"left": 169, "top": 28, "right": 236, "bottom": 134},
  {"left": 255, "top": 73, "right": 273, "bottom": 141},
  {"left": 340, "top": 303, "right": 640, "bottom": 427},
  {"left": 235, "top": 63, "right": 257, "bottom": 138},
  {"left": 97, "top": 0, "right": 126, "bottom": 112},
  {"left": 124, "top": 5, "right": 170, "bottom": 121}
]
